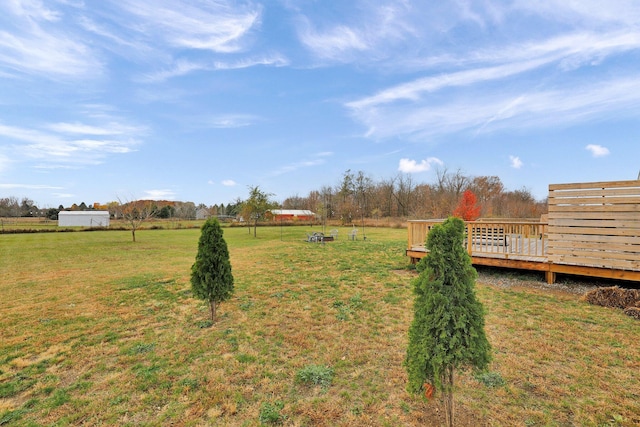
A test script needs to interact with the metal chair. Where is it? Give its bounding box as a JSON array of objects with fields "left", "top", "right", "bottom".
[{"left": 349, "top": 228, "right": 358, "bottom": 240}]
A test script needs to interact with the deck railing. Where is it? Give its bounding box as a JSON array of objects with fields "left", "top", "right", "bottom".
[
  {"left": 407, "top": 219, "right": 548, "bottom": 260},
  {"left": 407, "top": 180, "right": 640, "bottom": 283}
]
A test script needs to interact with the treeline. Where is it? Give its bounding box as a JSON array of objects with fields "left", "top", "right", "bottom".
[
  {"left": 2, "top": 169, "right": 547, "bottom": 223},
  {"left": 0, "top": 198, "right": 112, "bottom": 218},
  {"left": 0, "top": 197, "right": 202, "bottom": 221},
  {"left": 105, "top": 200, "right": 199, "bottom": 220},
  {"left": 0, "top": 197, "right": 45, "bottom": 218},
  {"left": 233, "top": 169, "right": 546, "bottom": 223}
]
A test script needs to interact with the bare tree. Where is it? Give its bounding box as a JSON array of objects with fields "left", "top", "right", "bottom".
[
  {"left": 319, "top": 186, "right": 335, "bottom": 220},
  {"left": 117, "top": 198, "right": 157, "bottom": 242},
  {"left": 375, "top": 177, "right": 396, "bottom": 217},
  {"left": 306, "top": 190, "right": 321, "bottom": 213},
  {"left": 500, "top": 188, "right": 545, "bottom": 218},
  {"left": 337, "top": 170, "right": 357, "bottom": 224},
  {"left": 393, "top": 173, "right": 414, "bottom": 217},
  {"left": 411, "top": 183, "right": 433, "bottom": 218},
  {"left": 174, "top": 201, "right": 196, "bottom": 219},
  {"left": 282, "top": 194, "right": 306, "bottom": 209},
  {"left": 469, "top": 176, "right": 504, "bottom": 217},
  {"left": 0, "top": 197, "right": 21, "bottom": 217},
  {"left": 354, "top": 171, "right": 373, "bottom": 235},
  {"left": 431, "top": 168, "right": 471, "bottom": 217}
]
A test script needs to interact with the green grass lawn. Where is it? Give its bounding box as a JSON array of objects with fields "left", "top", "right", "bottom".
[{"left": 1, "top": 226, "right": 638, "bottom": 426}]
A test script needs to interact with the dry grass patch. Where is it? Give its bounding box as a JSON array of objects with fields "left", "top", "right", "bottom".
[{"left": 1, "top": 227, "right": 639, "bottom": 426}]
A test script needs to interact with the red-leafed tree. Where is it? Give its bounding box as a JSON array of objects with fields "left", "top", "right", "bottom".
[{"left": 453, "top": 190, "right": 481, "bottom": 221}]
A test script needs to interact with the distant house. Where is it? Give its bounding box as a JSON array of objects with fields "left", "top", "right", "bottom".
[
  {"left": 196, "top": 207, "right": 210, "bottom": 220},
  {"left": 269, "top": 209, "right": 316, "bottom": 221},
  {"left": 58, "top": 211, "right": 110, "bottom": 227}
]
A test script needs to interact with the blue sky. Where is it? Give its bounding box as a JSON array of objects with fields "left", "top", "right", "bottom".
[{"left": 1, "top": 0, "right": 639, "bottom": 208}]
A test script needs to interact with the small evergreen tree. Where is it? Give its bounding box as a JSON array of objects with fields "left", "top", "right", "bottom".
[
  {"left": 191, "top": 217, "right": 234, "bottom": 322},
  {"left": 405, "top": 217, "right": 491, "bottom": 427}
]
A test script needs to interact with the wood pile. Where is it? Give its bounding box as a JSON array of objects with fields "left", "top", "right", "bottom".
[
  {"left": 623, "top": 306, "right": 640, "bottom": 319},
  {"left": 584, "top": 286, "right": 640, "bottom": 319}
]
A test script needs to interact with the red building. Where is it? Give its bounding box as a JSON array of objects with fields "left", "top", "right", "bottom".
[{"left": 269, "top": 209, "right": 316, "bottom": 221}]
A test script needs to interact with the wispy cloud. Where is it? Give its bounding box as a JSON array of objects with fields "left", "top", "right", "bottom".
[
  {"left": 212, "top": 54, "right": 289, "bottom": 70},
  {"left": 398, "top": 157, "right": 442, "bottom": 173},
  {"left": 0, "top": 0, "right": 273, "bottom": 82},
  {"left": 140, "top": 54, "right": 288, "bottom": 83},
  {"left": 5, "top": 0, "right": 62, "bottom": 22},
  {"left": 298, "top": 21, "right": 369, "bottom": 61},
  {"left": 404, "top": 30, "right": 640, "bottom": 74},
  {"left": 296, "top": 2, "right": 414, "bottom": 63},
  {"left": 143, "top": 189, "right": 176, "bottom": 200},
  {"left": 116, "top": 0, "right": 262, "bottom": 53},
  {"left": 0, "top": 183, "right": 64, "bottom": 190},
  {"left": 270, "top": 152, "right": 334, "bottom": 176},
  {"left": 78, "top": 16, "right": 147, "bottom": 53},
  {"left": 348, "top": 75, "right": 640, "bottom": 140},
  {"left": 0, "top": 0, "right": 106, "bottom": 79},
  {"left": 347, "top": 59, "right": 550, "bottom": 110},
  {"left": 0, "top": 25, "right": 100, "bottom": 79},
  {"left": 205, "top": 114, "right": 260, "bottom": 129},
  {"left": 341, "top": 2, "right": 640, "bottom": 141},
  {"left": 178, "top": 112, "right": 264, "bottom": 131},
  {"left": 509, "top": 155, "right": 523, "bottom": 169},
  {"left": 298, "top": 2, "right": 640, "bottom": 69},
  {"left": 34, "top": 164, "right": 82, "bottom": 170},
  {"left": 514, "top": 1, "right": 640, "bottom": 27},
  {"left": 585, "top": 144, "right": 610, "bottom": 157},
  {"left": 47, "top": 121, "right": 144, "bottom": 136},
  {"left": 222, "top": 180, "right": 237, "bottom": 187},
  {"left": 0, "top": 108, "right": 145, "bottom": 167},
  {"left": 140, "top": 60, "right": 209, "bottom": 83}
]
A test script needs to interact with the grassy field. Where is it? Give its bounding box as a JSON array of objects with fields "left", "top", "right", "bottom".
[
  {"left": 1, "top": 226, "right": 638, "bottom": 426},
  {"left": 0, "top": 217, "right": 205, "bottom": 233}
]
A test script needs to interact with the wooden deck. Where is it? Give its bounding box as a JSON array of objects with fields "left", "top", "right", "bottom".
[{"left": 407, "top": 179, "right": 640, "bottom": 284}]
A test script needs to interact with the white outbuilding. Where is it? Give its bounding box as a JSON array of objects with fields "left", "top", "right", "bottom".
[{"left": 58, "top": 211, "right": 110, "bottom": 227}]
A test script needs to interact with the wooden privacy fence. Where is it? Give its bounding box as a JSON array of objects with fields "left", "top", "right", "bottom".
[{"left": 547, "top": 180, "right": 640, "bottom": 272}]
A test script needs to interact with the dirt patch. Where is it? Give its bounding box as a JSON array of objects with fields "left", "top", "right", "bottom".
[
  {"left": 411, "top": 400, "right": 488, "bottom": 426},
  {"left": 397, "top": 265, "right": 640, "bottom": 297}
]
